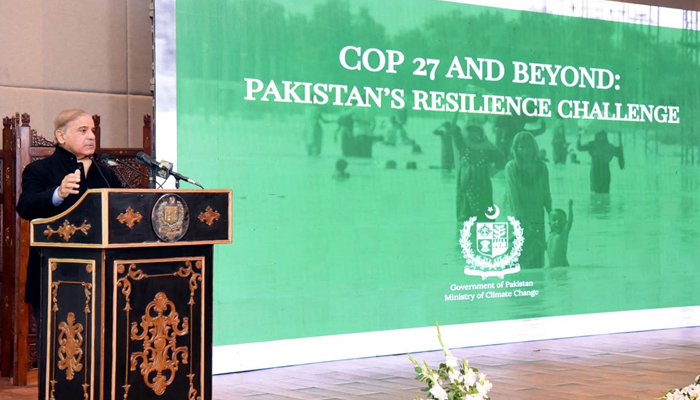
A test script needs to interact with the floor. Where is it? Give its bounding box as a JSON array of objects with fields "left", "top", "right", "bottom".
[{"left": 1, "top": 327, "right": 698, "bottom": 399}]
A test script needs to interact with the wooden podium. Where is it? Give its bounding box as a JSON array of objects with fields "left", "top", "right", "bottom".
[{"left": 30, "top": 189, "right": 232, "bottom": 400}]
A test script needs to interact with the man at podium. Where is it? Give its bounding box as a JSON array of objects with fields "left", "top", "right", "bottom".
[{"left": 15, "top": 109, "right": 123, "bottom": 384}]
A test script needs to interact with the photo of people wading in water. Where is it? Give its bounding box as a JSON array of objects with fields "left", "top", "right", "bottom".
[{"left": 182, "top": 0, "right": 700, "bottom": 337}]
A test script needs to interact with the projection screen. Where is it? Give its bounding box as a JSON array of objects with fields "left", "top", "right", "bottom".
[{"left": 154, "top": 0, "right": 700, "bottom": 373}]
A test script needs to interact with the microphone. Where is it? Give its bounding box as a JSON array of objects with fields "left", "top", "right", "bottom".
[
  {"left": 156, "top": 160, "right": 174, "bottom": 180},
  {"left": 135, "top": 151, "right": 162, "bottom": 170},
  {"left": 135, "top": 151, "right": 204, "bottom": 189},
  {"left": 97, "top": 153, "right": 119, "bottom": 167}
]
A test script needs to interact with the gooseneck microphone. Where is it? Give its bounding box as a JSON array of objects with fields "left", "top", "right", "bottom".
[{"left": 135, "top": 151, "right": 204, "bottom": 189}]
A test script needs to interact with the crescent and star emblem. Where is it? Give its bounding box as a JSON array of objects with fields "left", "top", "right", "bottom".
[{"left": 485, "top": 205, "right": 500, "bottom": 220}]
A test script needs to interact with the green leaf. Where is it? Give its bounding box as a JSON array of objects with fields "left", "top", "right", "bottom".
[{"left": 414, "top": 366, "right": 422, "bottom": 373}]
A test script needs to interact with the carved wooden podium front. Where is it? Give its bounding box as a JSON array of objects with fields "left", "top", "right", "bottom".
[{"left": 30, "top": 189, "right": 231, "bottom": 400}]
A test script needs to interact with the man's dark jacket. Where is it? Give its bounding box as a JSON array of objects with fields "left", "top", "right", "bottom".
[{"left": 16, "top": 145, "right": 123, "bottom": 304}]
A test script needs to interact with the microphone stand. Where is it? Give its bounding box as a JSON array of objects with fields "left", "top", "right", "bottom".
[
  {"left": 156, "top": 168, "right": 172, "bottom": 189},
  {"left": 148, "top": 167, "right": 156, "bottom": 189},
  {"left": 156, "top": 166, "right": 180, "bottom": 189}
]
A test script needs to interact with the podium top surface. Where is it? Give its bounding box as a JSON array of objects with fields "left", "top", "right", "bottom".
[{"left": 30, "top": 189, "right": 232, "bottom": 248}]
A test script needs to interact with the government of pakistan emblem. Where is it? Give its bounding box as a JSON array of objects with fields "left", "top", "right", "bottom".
[{"left": 460, "top": 205, "right": 524, "bottom": 278}]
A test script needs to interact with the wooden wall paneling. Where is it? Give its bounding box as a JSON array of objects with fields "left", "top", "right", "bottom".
[
  {"left": 13, "top": 113, "right": 31, "bottom": 386},
  {"left": 0, "top": 115, "right": 17, "bottom": 378}
]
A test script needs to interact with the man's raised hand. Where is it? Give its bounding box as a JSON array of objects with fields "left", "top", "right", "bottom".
[{"left": 57, "top": 169, "right": 81, "bottom": 199}]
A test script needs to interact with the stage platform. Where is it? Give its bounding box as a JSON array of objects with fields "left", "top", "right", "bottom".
[{"left": 2, "top": 326, "right": 698, "bottom": 399}]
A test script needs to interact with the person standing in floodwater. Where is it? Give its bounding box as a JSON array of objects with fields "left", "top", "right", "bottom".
[
  {"left": 335, "top": 109, "right": 355, "bottom": 157},
  {"left": 577, "top": 130, "right": 625, "bottom": 194},
  {"left": 450, "top": 118, "right": 499, "bottom": 233},
  {"left": 433, "top": 121, "right": 455, "bottom": 171},
  {"left": 551, "top": 116, "right": 568, "bottom": 165},
  {"left": 504, "top": 131, "right": 552, "bottom": 269},
  {"left": 304, "top": 106, "right": 332, "bottom": 156},
  {"left": 395, "top": 107, "right": 409, "bottom": 144}
]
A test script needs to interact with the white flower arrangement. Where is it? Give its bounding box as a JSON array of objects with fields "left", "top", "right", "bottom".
[
  {"left": 658, "top": 375, "right": 700, "bottom": 400},
  {"left": 408, "top": 324, "right": 492, "bottom": 400}
]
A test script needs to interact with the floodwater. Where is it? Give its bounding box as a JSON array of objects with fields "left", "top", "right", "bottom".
[{"left": 179, "top": 112, "right": 700, "bottom": 344}]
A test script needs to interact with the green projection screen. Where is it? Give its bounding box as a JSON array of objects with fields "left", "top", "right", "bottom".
[{"left": 170, "top": 0, "right": 700, "bottom": 372}]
